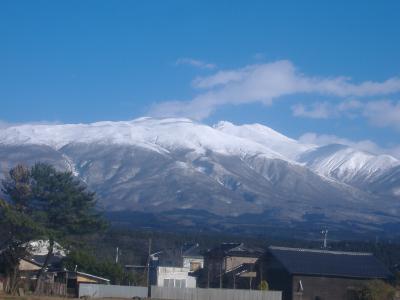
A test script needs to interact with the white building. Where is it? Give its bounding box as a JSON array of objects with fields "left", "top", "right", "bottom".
[
  {"left": 151, "top": 243, "right": 204, "bottom": 288},
  {"left": 156, "top": 266, "right": 197, "bottom": 288}
]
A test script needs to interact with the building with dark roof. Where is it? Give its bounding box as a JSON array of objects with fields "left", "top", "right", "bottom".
[
  {"left": 261, "top": 246, "right": 392, "bottom": 300},
  {"left": 203, "top": 243, "right": 264, "bottom": 289}
]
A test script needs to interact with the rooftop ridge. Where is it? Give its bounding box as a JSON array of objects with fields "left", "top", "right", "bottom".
[{"left": 269, "top": 246, "right": 372, "bottom": 256}]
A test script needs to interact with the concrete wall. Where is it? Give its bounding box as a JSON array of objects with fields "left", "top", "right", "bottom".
[
  {"left": 79, "top": 283, "right": 148, "bottom": 299},
  {"left": 157, "top": 267, "right": 197, "bottom": 288},
  {"left": 151, "top": 286, "right": 282, "bottom": 300}
]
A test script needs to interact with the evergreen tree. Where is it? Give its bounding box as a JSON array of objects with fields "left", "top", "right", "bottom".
[{"left": 0, "top": 163, "right": 106, "bottom": 293}]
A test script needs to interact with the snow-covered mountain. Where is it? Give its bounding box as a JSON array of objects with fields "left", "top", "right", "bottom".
[{"left": 0, "top": 117, "right": 399, "bottom": 232}]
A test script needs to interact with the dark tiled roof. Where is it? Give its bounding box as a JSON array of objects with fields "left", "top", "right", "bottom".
[
  {"left": 182, "top": 243, "right": 203, "bottom": 258},
  {"left": 228, "top": 244, "right": 264, "bottom": 258},
  {"left": 151, "top": 248, "right": 183, "bottom": 267},
  {"left": 32, "top": 254, "right": 63, "bottom": 266},
  {"left": 268, "top": 246, "right": 392, "bottom": 279},
  {"left": 208, "top": 243, "right": 263, "bottom": 258}
]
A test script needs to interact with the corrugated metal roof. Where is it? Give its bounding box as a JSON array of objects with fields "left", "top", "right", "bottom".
[{"left": 268, "top": 246, "right": 392, "bottom": 279}]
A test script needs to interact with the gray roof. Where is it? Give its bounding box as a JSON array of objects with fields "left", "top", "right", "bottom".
[{"left": 268, "top": 246, "right": 392, "bottom": 279}]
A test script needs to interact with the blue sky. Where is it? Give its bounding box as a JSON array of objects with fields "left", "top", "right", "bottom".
[{"left": 1, "top": 0, "right": 400, "bottom": 156}]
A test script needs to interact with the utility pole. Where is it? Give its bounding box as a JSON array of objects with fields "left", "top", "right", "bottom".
[
  {"left": 115, "top": 247, "right": 119, "bottom": 264},
  {"left": 321, "top": 229, "right": 328, "bottom": 249},
  {"left": 219, "top": 261, "right": 223, "bottom": 289},
  {"left": 146, "top": 238, "right": 152, "bottom": 297},
  {"left": 207, "top": 266, "right": 210, "bottom": 288}
]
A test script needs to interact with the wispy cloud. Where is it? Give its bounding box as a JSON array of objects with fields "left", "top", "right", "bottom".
[
  {"left": 292, "top": 99, "right": 400, "bottom": 131},
  {"left": 291, "top": 100, "right": 362, "bottom": 119},
  {"left": 298, "top": 132, "right": 400, "bottom": 159},
  {"left": 175, "top": 58, "right": 216, "bottom": 70},
  {"left": 291, "top": 102, "right": 333, "bottom": 119},
  {"left": 0, "top": 120, "right": 61, "bottom": 129},
  {"left": 363, "top": 100, "right": 400, "bottom": 130},
  {"left": 151, "top": 60, "right": 400, "bottom": 120}
]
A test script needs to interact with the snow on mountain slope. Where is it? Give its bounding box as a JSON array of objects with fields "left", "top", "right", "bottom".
[
  {"left": 0, "top": 117, "right": 398, "bottom": 192},
  {"left": 214, "top": 121, "right": 313, "bottom": 159},
  {"left": 1, "top": 117, "right": 400, "bottom": 229},
  {"left": 298, "top": 144, "right": 400, "bottom": 184},
  {"left": 0, "top": 118, "right": 283, "bottom": 159},
  {"left": 213, "top": 121, "right": 399, "bottom": 186}
]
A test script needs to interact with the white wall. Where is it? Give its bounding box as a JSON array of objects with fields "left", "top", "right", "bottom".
[
  {"left": 79, "top": 284, "right": 148, "bottom": 299},
  {"left": 151, "top": 286, "right": 282, "bottom": 300},
  {"left": 157, "top": 267, "right": 197, "bottom": 288}
]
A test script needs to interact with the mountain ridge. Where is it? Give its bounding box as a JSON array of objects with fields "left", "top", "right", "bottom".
[{"left": 0, "top": 117, "right": 399, "bottom": 232}]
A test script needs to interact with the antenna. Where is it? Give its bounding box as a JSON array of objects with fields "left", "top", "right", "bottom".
[{"left": 321, "top": 229, "right": 328, "bottom": 249}]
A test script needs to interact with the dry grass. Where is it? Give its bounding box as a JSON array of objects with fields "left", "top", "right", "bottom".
[
  {"left": 0, "top": 295, "right": 154, "bottom": 300},
  {"left": 0, "top": 295, "right": 74, "bottom": 300}
]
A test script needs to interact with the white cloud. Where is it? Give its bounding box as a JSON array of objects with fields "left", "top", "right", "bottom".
[
  {"left": 291, "top": 99, "right": 400, "bottom": 131},
  {"left": 291, "top": 100, "right": 362, "bottom": 119},
  {"left": 151, "top": 60, "right": 400, "bottom": 120},
  {"left": 291, "top": 102, "right": 332, "bottom": 119},
  {"left": 298, "top": 132, "right": 400, "bottom": 159},
  {"left": 363, "top": 100, "right": 400, "bottom": 130},
  {"left": 175, "top": 58, "right": 216, "bottom": 70}
]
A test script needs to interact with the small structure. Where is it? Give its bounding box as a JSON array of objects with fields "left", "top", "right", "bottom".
[
  {"left": 150, "top": 243, "right": 204, "bottom": 288},
  {"left": 54, "top": 270, "right": 110, "bottom": 297},
  {"left": 156, "top": 266, "right": 196, "bottom": 288},
  {"left": 18, "top": 255, "right": 110, "bottom": 296},
  {"left": 204, "top": 242, "right": 263, "bottom": 289},
  {"left": 262, "top": 246, "right": 392, "bottom": 300}
]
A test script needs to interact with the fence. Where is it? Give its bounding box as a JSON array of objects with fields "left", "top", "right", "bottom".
[
  {"left": 79, "top": 283, "right": 148, "bottom": 298},
  {"left": 151, "top": 286, "right": 282, "bottom": 300}
]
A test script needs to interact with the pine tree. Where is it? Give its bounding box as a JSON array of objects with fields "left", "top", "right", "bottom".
[{"left": 0, "top": 163, "right": 107, "bottom": 294}]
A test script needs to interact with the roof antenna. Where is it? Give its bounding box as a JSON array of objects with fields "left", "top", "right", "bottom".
[{"left": 321, "top": 229, "right": 328, "bottom": 249}]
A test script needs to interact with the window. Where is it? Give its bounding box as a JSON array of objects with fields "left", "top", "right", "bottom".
[
  {"left": 163, "top": 279, "right": 173, "bottom": 287},
  {"left": 175, "top": 279, "right": 186, "bottom": 288},
  {"left": 163, "top": 279, "right": 186, "bottom": 288}
]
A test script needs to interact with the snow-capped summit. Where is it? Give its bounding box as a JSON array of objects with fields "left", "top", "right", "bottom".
[
  {"left": 298, "top": 144, "right": 400, "bottom": 184},
  {"left": 214, "top": 121, "right": 313, "bottom": 160},
  {"left": 0, "top": 117, "right": 398, "bottom": 184},
  {"left": 0, "top": 117, "right": 284, "bottom": 159}
]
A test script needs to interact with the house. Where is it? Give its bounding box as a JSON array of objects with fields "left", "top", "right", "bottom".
[
  {"left": 149, "top": 243, "right": 203, "bottom": 288},
  {"left": 18, "top": 255, "right": 109, "bottom": 296},
  {"left": 203, "top": 242, "right": 264, "bottom": 289},
  {"left": 52, "top": 270, "right": 110, "bottom": 297},
  {"left": 261, "top": 246, "right": 392, "bottom": 300}
]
